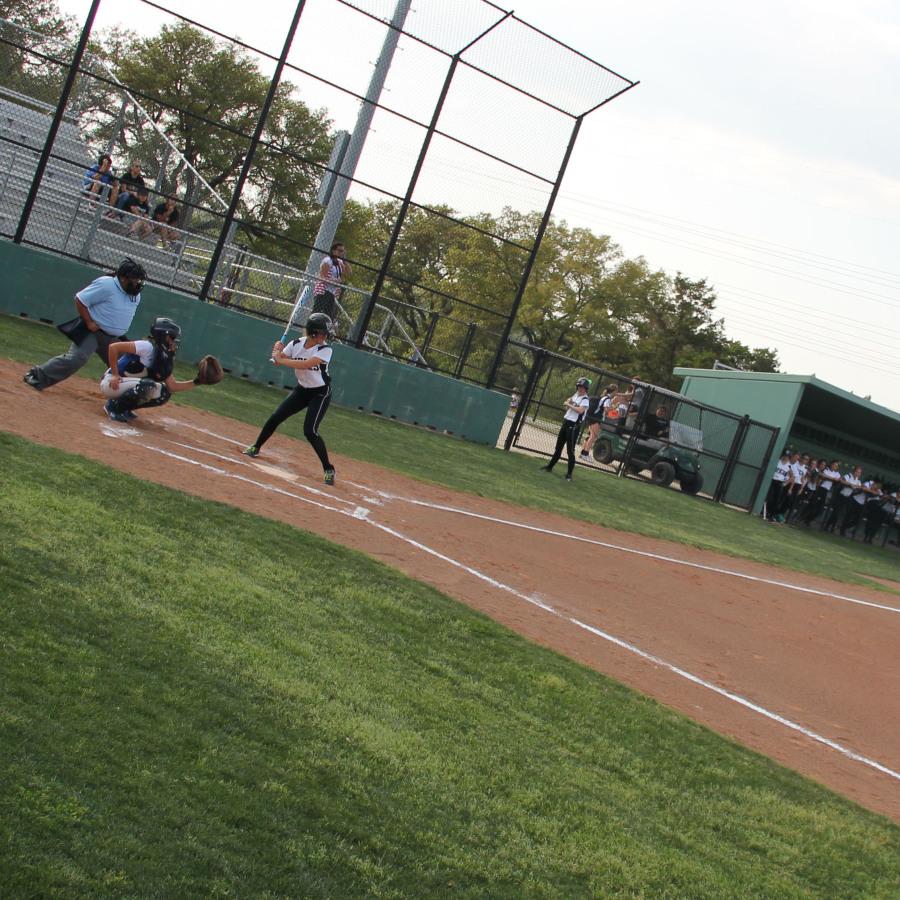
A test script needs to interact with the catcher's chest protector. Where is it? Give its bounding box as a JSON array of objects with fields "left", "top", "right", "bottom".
[{"left": 148, "top": 346, "right": 175, "bottom": 381}]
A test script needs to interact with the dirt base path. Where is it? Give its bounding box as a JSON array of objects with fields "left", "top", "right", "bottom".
[{"left": 3, "top": 361, "right": 899, "bottom": 822}]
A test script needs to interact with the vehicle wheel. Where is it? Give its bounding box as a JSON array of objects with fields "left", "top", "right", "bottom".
[
  {"left": 593, "top": 438, "right": 614, "bottom": 464},
  {"left": 650, "top": 460, "right": 676, "bottom": 487},
  {"left": 679, "top": 473, "right": 703, "bottom": 495}
]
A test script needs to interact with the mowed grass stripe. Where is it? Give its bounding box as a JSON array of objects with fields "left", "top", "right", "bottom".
[
  {"left": 0, "top": 433, "right": 898, "bottom": 897},
  {"left": 3, "top": 313, "right": 898, "bottom": 592}
]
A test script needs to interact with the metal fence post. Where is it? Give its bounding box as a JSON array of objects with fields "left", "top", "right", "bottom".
[
  {"left": 504, "top": 349, "right": 546, "bottom": 452},
  {"left": 198, "top": 0, "right": 308, "bottom": 302},
  {"left": 714, "top": 414, "right": 750, "bottom": 503},
  {"left": 453, "top": 322, "right": 476, "bottom": 379}
]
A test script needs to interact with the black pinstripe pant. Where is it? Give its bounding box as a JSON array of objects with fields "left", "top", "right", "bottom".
[
  {"left": 254, "top": 384, "right": 332, "bottom": 471},
  {"left": 547, "top": 419, "right": 581, "bottom": 477}
]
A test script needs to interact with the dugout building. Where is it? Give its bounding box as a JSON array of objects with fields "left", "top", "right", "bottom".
[{"left": 673, "top": 368, "right": 900, "bottom": 515}]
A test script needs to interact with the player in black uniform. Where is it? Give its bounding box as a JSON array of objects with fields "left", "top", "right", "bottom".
[
  {"left": 541, "top": 376, "right": 591, "bottom": 481},
  {"left": 243, "top": 313, "right": 337, "bottom": 485}
]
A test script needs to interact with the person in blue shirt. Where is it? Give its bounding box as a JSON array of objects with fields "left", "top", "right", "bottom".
[
  {"left": 82, "top": 153, "right": 117, "bottom": 200},
  {"left": 23, "top": 258, "right": 147, "bottom": 391}
]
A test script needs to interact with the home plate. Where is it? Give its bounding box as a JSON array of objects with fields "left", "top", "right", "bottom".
[{"left": 247, "top": 460, "right": 299, "bottom": 482}]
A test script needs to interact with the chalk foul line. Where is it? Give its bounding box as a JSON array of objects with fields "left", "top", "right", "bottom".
[{"left": 106, "top": 425, "right": 900, "bottom": 782}]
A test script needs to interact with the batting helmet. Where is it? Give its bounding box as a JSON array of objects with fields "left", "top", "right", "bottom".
[
  {"left": 575, "top": 377, "right": 591, "bottom": 390},
  {"left": 306, "top": 312, "right": 333, "bottom": 337}
]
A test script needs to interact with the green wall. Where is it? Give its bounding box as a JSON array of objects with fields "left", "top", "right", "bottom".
[{"left": 0, "top": 241, "right": 508, "bottom": 444}]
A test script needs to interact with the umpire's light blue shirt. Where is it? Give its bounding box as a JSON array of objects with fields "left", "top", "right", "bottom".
[{"left": 75, "top": 275, "right": 141, "bottom": 336}]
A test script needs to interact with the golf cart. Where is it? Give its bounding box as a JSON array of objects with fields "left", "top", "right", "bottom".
[{"left": 592, "top": 417, "right": 704, "bottom": 494}]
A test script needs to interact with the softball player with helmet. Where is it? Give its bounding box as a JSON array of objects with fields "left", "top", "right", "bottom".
[
  {"left": 100, "top": 316, "right": 199, "bottom": 421},
  {"left": 541, "top": 376, "right": 591, "bottom": 481},
  {"left": 243, "top": 312, "right": 337, "bottom": 485}
]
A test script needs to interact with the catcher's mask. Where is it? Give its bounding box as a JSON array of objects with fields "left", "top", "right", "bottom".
[
  {"left": 116, "top": 257, "right": 146, "bottom": 296},
  {"left": 575, "top": 377, "right": 591, "bottom": 391},
  {"left": 150, "top": 316, "right": 182, "bottom": 349},
  {"left": 306, "top": 312, "right": 334, "bottom": 338}
]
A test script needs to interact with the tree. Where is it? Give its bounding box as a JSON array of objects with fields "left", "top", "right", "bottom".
[
  {"left": 0, "top": 0, "right": 74, "bottom": 103},
  {"left": 75, "top": 22, "right": 332, "bottom": 243}
]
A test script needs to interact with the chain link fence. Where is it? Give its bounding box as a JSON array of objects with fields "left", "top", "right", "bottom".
[
  {"left": 499, "top": 344, "right": 779, "bottom": 510},
  {"left": 1, "top": 1, "right": 636, "bottom": 387}
]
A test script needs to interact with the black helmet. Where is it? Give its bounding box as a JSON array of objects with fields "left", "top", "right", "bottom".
[
  {"left": 116, "top": 257, "right": 146, "bottom": 295},
  {"left": 575, "top": 377, "right": 591, "bottom": 390},
  {"left": 150, "top": 316, "right": 181, "bottom": 345},
  {"left": 306, "top": 312, "right": 333, "bottom": 337}
]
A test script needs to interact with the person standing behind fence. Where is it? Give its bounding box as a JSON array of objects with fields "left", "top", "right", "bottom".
[
  {"left": 312, "top": 242, "right": 351, "bottom": 322},
  {"left": 541, "top": 377, "right": 591, "bottom": 482},
  {"left": 580, "top": 383, "right": 616, "bottom": 460}
]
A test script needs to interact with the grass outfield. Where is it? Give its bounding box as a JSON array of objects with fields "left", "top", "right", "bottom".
[
  {"left": 3, "top": 313, "right": 899, "bottom": 591},
  {"left": 1, "top": 433, "right": 898, "bottom": 897}
]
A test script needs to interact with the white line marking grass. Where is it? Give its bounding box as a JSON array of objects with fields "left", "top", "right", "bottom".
[{"left": 99, "top": 421, "right": 900, "bottom": 783}]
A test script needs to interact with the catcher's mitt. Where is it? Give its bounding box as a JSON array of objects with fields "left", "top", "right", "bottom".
[{"left": 194, "top": 354, "right": 224, "bottom": 385}]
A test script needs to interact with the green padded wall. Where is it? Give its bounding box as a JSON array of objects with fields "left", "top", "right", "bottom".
[{"left": 0, "top": 241, "right": 508, "bottom": 444}]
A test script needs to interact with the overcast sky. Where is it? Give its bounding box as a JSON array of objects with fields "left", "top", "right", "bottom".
[{"left": 56, "top": 0, "right": 900, "bottom": 410}]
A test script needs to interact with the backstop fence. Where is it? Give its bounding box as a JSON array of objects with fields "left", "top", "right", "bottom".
[
  {"left": 1, "top": 1, "right": 636, "bottom": 387},
  {"left": 500, "top": 345, "right": 780, "bottom": 510}
]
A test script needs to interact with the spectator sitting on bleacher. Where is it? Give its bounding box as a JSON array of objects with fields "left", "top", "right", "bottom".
[
  {"left": 114, "top": 184, "right": 151, "bottom": 222},
  {"left": 82, "top": 153, "right": 116, "bottom": 200},
  {"left": 151, "top": 195, "right": 181, "bottom": 248},
  {"left": 130, "top": 194, "right": 181, "bottom": 247},
  {"left": 109, "top": 159, "right": 147, "bottom": 209}
]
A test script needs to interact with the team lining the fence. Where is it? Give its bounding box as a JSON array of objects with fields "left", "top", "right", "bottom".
[{"left": 530, "top": 373, "right": 900, "bottom": 547}]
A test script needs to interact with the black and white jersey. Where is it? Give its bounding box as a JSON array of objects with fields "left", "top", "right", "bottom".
[{"left": 283, "top": 338, "right": 332, "bottom": 389}]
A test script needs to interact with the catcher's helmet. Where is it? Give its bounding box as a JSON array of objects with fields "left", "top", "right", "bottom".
[
  {"left": 575, "top": 377, "right": 591, "bottom": 390},
  {"left": 150, "top": 316, "right": 181, "bottom": 345},
  {"left": 116, "top": 257, "right": 146, "bottom": 295},
  {"left": 306, "top": 312, "right": 333, "bottom": 337}
]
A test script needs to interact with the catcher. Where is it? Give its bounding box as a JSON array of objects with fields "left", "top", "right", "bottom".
[{"left": 99, "top": 316, "right": 223, "bottom": 422}]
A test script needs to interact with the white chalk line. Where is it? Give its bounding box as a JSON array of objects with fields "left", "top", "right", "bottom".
[
  {"left": 355, "top": 492, "right": 900, "bottom": 615},
  {"left": 102, "top": 422, "right": 900, "bottom": 783}
]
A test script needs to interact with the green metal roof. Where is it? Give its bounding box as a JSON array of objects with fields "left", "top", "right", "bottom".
[
  {"left": 673, "top": 368, "right": 900, "bottom": 451},
  {"left": 675, "top": 368, "right": 899, "bottom": 420}
]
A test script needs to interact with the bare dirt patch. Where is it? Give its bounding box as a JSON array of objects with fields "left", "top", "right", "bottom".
[{"left": 3, "top": 360, "right": 899, "bottom": 822}]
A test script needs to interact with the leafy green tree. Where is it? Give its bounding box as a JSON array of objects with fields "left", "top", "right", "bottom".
[
  {"left": 75, "top": 22, "right": 332, "bottom": 242},
  {"left": 0, "top": 0, "right": 74, "bottom": 103}
]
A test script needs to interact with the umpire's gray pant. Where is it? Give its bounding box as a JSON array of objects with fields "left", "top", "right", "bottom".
[{"left": 28, "top": 331, "right": 117, "bottom": 389}]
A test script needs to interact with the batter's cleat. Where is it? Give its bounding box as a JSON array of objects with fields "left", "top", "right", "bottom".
[
  {"left": 23, "top": 370, "right": 42, "bottom": 390},
  {"left": 243, "top": 445, "right": 260, "bottom": 458},
  {"left": 324, "top": 468, "right": 336, "bottom": 486},
  {"left": 122, "top": 409, "right": 138, "bottom": 421},
  {"left": 103, "top": 401, "right": 129, "bottom": 423},
  {"left": 565, "top": 474, "right": 573, "bottom": 481},
  {"left": 540, "top": 464, "right": 553, "bottom": 472}
]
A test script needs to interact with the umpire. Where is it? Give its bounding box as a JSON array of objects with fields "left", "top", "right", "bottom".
[{"left": 23, "top": 258, "right": 147, "bottom": 391}]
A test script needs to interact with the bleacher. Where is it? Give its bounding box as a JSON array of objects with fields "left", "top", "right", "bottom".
[
  {"left": 0, "top": 87, "right": 427, "bottom": 361},
  {"left": 0, "top": 86, "right": 233, "bottom": 297}
]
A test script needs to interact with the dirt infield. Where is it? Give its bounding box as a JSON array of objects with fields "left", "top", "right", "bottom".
[{"left": 3, "top": 359, "right": 899, "bottom": 822}]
